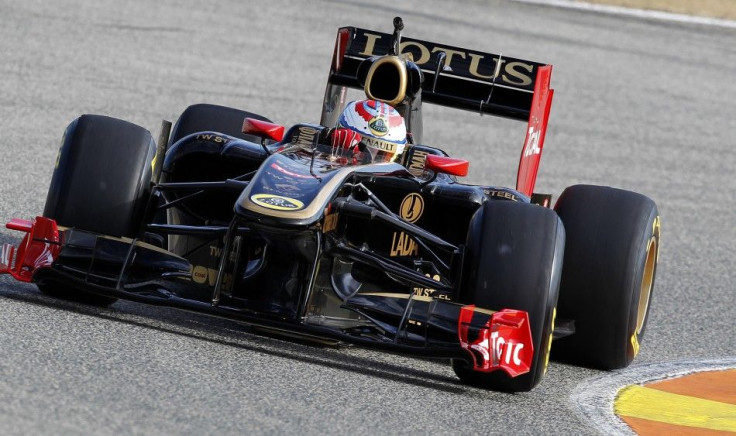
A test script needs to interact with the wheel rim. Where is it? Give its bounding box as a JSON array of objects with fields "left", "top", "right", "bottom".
[{"left": 635, "top": 217, "right": 660, "bottom": 334}]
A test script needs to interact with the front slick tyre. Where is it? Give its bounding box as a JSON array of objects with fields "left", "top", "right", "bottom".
[
  {"left": 39, "top": 115, "right": 156, "bottom": 306},
  {"left": 551, "top": 184, "right": 660, "bottom": 369},
  {"left": 452, "top": 201, "right": 564, "bottom": 392}
]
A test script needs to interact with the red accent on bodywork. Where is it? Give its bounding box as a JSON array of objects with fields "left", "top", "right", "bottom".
[
  {"left": 458, "top": 306, "right": 534, "bottom": 377},
  {"left": 425, "top": 155, "right": 469, "bottom": 177},
  {"left": 6, "top": 218, "right": 33, "bottom": 232},
  {"left": 516, "top": 65, "right": 554, "bottom": 197},
  {"left": 332, "top": 28, "right": 351, "bottom": 72},
  {"left": 0, "top": 217, "right": 60, "bottom": 282},
  {"left": 242, "top": 118, "right": 285, "bottom": 142}
]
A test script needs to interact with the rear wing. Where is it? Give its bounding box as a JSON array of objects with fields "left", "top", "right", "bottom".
[
  {"left": 325, "top": 27, "right": 549, "bottom": 121},
  {"left": 322, "top": 26, "right": 554, "bottom": 196}
]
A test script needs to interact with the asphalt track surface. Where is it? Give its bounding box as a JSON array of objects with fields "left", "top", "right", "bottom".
[{"left": 0, "top": 1, "right": 734, "bottom": 435}]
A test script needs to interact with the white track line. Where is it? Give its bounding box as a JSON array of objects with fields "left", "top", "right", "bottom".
[
  {"left": 570, "top": 357, "right": 736, "bottom": 436},
  {"left": 510, "top": 0, "right": 736, "bottom": 29}
]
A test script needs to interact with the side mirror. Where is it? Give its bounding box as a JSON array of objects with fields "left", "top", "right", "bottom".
[
  {"left": 242, "top": 118, "right": 285, "bottom": 142},
  {"left": 425, "top": 155, "right": 469, "bottom": 177}
]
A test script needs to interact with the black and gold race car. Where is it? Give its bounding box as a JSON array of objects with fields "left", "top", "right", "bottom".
[{"left": 0, "top": 18, "right": 660, "bottom": 392}]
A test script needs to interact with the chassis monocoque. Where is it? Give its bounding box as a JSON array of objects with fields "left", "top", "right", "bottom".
[{"left": 0, "top": 18, "right": 660, "bottom": 392}]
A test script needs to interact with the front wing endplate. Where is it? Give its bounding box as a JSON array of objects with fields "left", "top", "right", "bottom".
[
  {"left": 0, "top": 217, "right": 60, "bottom": 282},
  {"left": 458, "top": 306, "right": 534, "bottom": 377}
]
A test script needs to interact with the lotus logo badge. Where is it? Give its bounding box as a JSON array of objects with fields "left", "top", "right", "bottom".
[
  {"left": 251, "top": 194, "right": 305, "bottom": 211},
  {"left": 369, "top": 117, "right": 389, "bottom": 137}
]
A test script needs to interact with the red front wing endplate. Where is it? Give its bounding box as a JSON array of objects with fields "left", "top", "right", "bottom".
[
  {"left": 0, "top": 217, "right": 60, "bottom": 282},
  {"left": 458, "top": 306, "right": 534, "bottom": 377}
]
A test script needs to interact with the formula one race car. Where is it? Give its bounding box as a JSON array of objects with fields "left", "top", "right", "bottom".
[{"left": 0, "top": 18, "right": 660, "bottom": 392}]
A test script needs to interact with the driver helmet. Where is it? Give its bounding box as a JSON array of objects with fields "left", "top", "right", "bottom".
[{"left": 336, "top": 100, "right": 407, "bottom": 163}]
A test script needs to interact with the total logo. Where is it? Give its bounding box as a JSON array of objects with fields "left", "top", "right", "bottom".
[
  {"left": 523, "top": 125, "right": 541, "bottom": 157},
  {"left": 459, "top": 308, "right": 532, "bottom": 375},
  {"left": 489, "top": 332, "right": 525, "bottom": 367},
  {"left": 467, "top": 331, "right": 526, "bottom": 370}
]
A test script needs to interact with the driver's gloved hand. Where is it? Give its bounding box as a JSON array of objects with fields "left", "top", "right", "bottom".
[{"left": 331, "top": 128, "right": 362, "bottom": 153}]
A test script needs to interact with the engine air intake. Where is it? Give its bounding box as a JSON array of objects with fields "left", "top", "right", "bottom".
[{"left": 364, "top": 56, "right": 408, "bottom": 107}]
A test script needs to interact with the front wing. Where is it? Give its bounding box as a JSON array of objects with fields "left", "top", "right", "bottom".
[{"left": 0, "top": 216, "right": 534, "bottom": 377}]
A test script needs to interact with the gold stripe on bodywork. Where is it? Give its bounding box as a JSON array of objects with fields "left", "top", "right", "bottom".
[
  {"left": 358, "top": 292, "right": 433, "bottom": 302},
  {"left": 58, "top": 225, "right": 185, "bottom": 258},
  {"left": 356, "top": 292, "right": 497, "bottom": 315}
]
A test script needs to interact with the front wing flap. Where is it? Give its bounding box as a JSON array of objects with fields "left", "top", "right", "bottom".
[{"left": 1, "top": 216, "right": 190, "bottom": 289}]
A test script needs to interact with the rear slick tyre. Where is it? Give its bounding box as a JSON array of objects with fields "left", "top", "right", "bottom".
[{"left": 551, "top": 184, "right": 660, "bottom": 369}]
